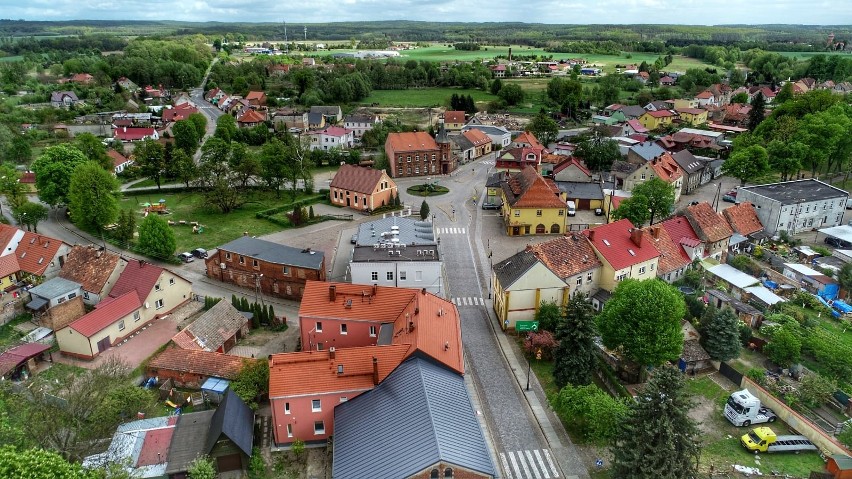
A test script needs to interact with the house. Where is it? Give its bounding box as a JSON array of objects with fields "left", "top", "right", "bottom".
[
  {"left": 683, "top": 202, "right": 733, "bottom": 261},
  {"left": 744, "top": 285, "right": 786, "bottom": 308},
  {"left": 722, "top": 202, "right": 766, "bottom": 244},
  {"left": 656, "top": 131, "right": 722, "bottom": 153},
  {"left": 638, "top": 110, "right": 676, "bottom": 130},
  {"left": 343, "top": 114, "right": 380, "bottom": 138},
  {"left": 350, "top": 217, "right": 441, "bottom": 294},
  {"left": 205, "top": 236, "right": 326, "bottom": 300},
  {"left": 555, "top": 181, "right": 605, "bottom": 211},
  {"left": 826, "top": 454, "right": 852, "bottom": 479},
  {"left": 58, "top": 245, "right": 126, "bottom": 305},
  {"left": 495, "top": 147, "right": 542, "bottom": 173},
  {"left": 0, "top": 255, "right": 19, "bottom": 291},
  {"left": 694, "top": 90, "right": 718, "bottom": 107},
  {"left": 0, "top": 343, "right": 51, "bottom": 380},
  {"left": 442, "top": 110, "right": 466, "bottom": 131},
  {"left": 462, "top": 128, "right": 492, "bottom": 159},
  {"left": 306, "top": 125, "right": 353, "bottom": 151},
  {"left": 108, "top": 259, "right": 191, "bottom": 323},
  {"left": 114, "top": 127, "right": 158, "bottom": 142},
  {"left": 645, "top": 100, "right": 672, "bottom": 112},
  {"left": 623, "top": 119, "right": 649, "bottom": 137},
  {"left": 626, "top": 141, "right": 666, "bottom": 165},
  {"left": 332, "top": 357, "right": 495, "bottom": 479},
  {"left": 171, "top": 301, "right": 249, "bottom": 354},
  {"left": 147, "top": 348, "right": 255, "bottom": 387},
  {"left": 736, "top": 179, "right": 848, "bottom": 236},
  {"left": 485, "top": 172, "right": 503, "bottom": 204},
  {"left": 671, "top": 150, "right": 708, "bottom": 195},
  {"left": 82, "top": 415, "right": 179, "bottom": 478},
  {"left": 306, "top": 112, "right": 326, "bottom": 130},
  {"left": 5, "top": 227, "right": 71, "bottom": 280},
  {"left": 491, "top": 64, "right": 507, "bottom": 77},
  {"left": 675, "top": 108, "right": 708, "bottom": 125},
  {"left": 108, "top": 150, "right": 133, "bottom": 174},
  {"left": 161, "top": 103, "right": 198, "bottom": 123},
  {"left": 623, "top": 152, "right": 684, "bottom": 203},
  {"left": 272, "top": 110, "right": 307, "bottom": 132},
  {"left": 329, "top": 164, "right": 397, "bottom": 212},
  {"left": 552, "top": 156, "right": 592, "bottom": 182},
  {"left": 500, "top": 167, "right": 566, "bottom": 236},
  {"left": 116, "top": 77, "right": 139, "bottom": 92},
  {"left": 585, "top": 219, "right": 661, "bottom": 292},
  {"left": 26, "top": 277, "right": 82, "bottom": 314},
  {"left": 660, "top": 216, "right": 706, "bottom": 263},
  {"left": 706, "top": 264, "right": 760, "bottom": 300},
  {"left": 660, "top": 75, "right": 675, "bottom": 86},
  {"left": 615, "top": 105, "right": 647, "bottom": 120},
  {"left": 462, "top": 124, "right": 511, "bottom": 149},
  {"left": 385, "top": 131, "right": 451, "bottom": 177},
  {"left": 245, "top": 91, "right": 267, "bottom": 107},
  {"left": 310, "top": 105, "right": 342, "bottom": 124},
  {"left": 512, "top": 131, "right": 546, "bottom": 151},
  {"left": 50, "top": 91, "right": 80, "bottom": 108},
  {"left": 706, "top": 289, "right": 764, "bottom": 328},
  {"left": 236, "top": 109, "right": 266, "bottom": 128},
  {"left": 642, "top": 225, "right": 691, "bottom": 283},
  {"left": 448, "top": 132, "right": 475, "bottom": 164}
]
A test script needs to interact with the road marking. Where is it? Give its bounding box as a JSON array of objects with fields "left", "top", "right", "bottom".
[
  {"left": 533, "top": 449, "right": 550, "bottom": 479},
  {"left": 452, "top": 297, "right": 485, "bottom": 306},
  {"left": 482, "top": 159, "right": 495, "bottom": 165},
  {"left": 500, "top": 450, "right": 559, "bottom": 479},
  {"left": 438, "top": 227, "right": 467, "bottom": 235},
  {"left": 543, "top": 449, "right": 560, "bottom": 478},
  {"left": 499, "top": 453, "right": 514, "bottom": 479},
  {"left": 516, "top": 450, "right": 534, "bottom": 478},
  {"left": 509, "top": 451, "right": 523, "bottom": 479}
]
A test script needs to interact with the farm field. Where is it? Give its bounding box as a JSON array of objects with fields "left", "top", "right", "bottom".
[
  {"left": 775, "top": 51, "right": 852, "bottom": 60},
  {"left": 360, "top": 87, "right": 497, "bottom": 108}
]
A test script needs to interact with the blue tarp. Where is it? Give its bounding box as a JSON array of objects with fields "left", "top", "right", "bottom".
[
  {"left": 201, "top": 377, "right": 230, "bottom": 394},
  {"left": 814, "top": 295, "right": 842, "bottom": 318},
  {"left": 763, "top": 280, "right": 778, "bottom": 290},
  {"left": 833, "top": 299, "right": 852, "bottom": 314},
  {"left": 822, "top": 284, "right": 840, "bottom": 300}
]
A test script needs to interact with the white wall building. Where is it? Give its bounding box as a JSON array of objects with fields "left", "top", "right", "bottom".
[
  {"left": 737, "top": 179, "right": 848, "bottom": 236},
  {"left": 462, "top": 125, "right": 512, "bottom": 149},
  {"left": 343, "top": 114, "right": 380, "bottom": 138},
  {"left": 306, "top": 126, "right": 354, "bottom": 151}
]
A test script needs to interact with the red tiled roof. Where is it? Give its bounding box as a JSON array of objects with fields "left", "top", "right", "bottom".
[
  {"left": 491, "top": 64, "right": 507, "bottom": 71},
  {"left": 385, "top": 131, "right": 439, "bottom": 153},
  {"left": 660, "top": 76, "right": 674, "bottom": 83},
  {"left": 161, "top": 104, "right": 198, "bottom": 123},
  {"left": 626, "top": 119, "right": 648, "bottom": 133},
  {"left": 443, "top": 110, "right": 465, "bottom": 124},
  {"left": 0, "top": 343, "right": 51, "bottom": 376},
  {"left": 722, "top": 202, "right": 763, "bottom": 236},
  {"left": 311, "top": 125, "right": 351, "bottom": 137},
  {"left": 114, "top": 127, "right": 155, "bottom": 141},
  {"left": 109, "top": 260, "right": 164, "bottom": 302},
  {"left": 676, "top": 108, "right": 706, "bottom": 115},
  {"left": 59, "top": 245, "right": 122, "bottom": 294},
  {"left": 685, "top": 202, "right": 733, "bottom": 243},
  {"left": 330, "top": 164, "right": 389, "bottom": 195},
  {"left": 268, "top": 344, "right": 411, "bottom": 398},
  {"left": 695, "top": 91, "right": 714, "bottom": 99},
  {"left": 147, "top": 348, "right": 255, "bottom": 380},
  {"left": 136, "top": 426, "right": 176, "bottom": 467},
  {"left": 644, "top": 110, "right": 674, "bottom": 118},
  {"left": 649, "top": 152, "right": 683, "bottom": 183},
  {"left": 108, "top": 150, "right": 130, "bottom": 168},
  {"left": 19, "top": 172, "right": 35, "bottom": 184},
  {"left": 15, "top": 231, "right": 65, "bottom": 276},
  {"left": 642, "top": 226, "right": 690, "bottom": 274},
  {"left": 68, "top": 291, "right": 141, "bottom": 337},
  {"left": 462, "top": 128, "right": 490, "bottom": 147},
  {"left": 660, "top": 215, "right": 701, "bottom": 249},
  {"left": 0, "top": 224, "right": 19, "bottom": 254},
  {"left": 0, "top": 254, "right": 19, "bottom": 278},
  {"left": 502, "top": 167, "right": 566, "bottom": 208},
  {"left": 760, "top": 86, "right": 776, "bottom": 98},
  {"left": 245, "top": 91, "right": 266, "bottom": 101},
  {"left": 585, "top": 218, "right": 660, "bottom": 270},
  {"left": 528, "top": 233, "right": 602, "bottom": 279},
  {"left": 551, "top": 156, "right": 591, "bottom": 177},
  {"left": 237, "top": 109, "right": 266, "bottom": 124},
  {"left": 513, "top": 131, "right": 545, "bottom": 150}
]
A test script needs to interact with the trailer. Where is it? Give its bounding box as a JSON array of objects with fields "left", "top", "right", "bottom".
[
  {"left": 740, "top": 427, "right": 819, "bottom": 453},
  {"left": 724, "top": 389, "right": 778, "bottom": 426}
]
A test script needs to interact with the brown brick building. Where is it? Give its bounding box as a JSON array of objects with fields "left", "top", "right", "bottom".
[
  {"left": 205, "top": 236, "right": 326, "bottom": 300},
  {"left": 329, "top": 164, "right": 397, "bottom": 212},
  {"left": 385, "top": 131, "right": 454, "bottom": 178}
]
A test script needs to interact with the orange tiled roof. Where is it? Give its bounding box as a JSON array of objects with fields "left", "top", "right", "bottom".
[
  {"left": 108, "top": 150, "right": 130, "bottom": 168},
  {"left": 0, "top": 254, "right": 20, "bottom": 278},
  {"left": 330, "top": 164, "right": 388, "bottom": 195},
  {"left": 722, "top": 202, "right": 763, "bottom": 236},
  {"left": 0, "top": 224, "right": 20, "bottom": 254},
  {"left": 642, "top": 226, "right": 690, "bottom": 275},
  {"left": 528, "top": 233, "right": 601, "bottom": 279},
  {"left": 246, "top": 91, "right": 265, "bottom": 101},
  {"left": 502, "top": 167, "right": 566, "bottom": 209},
  {"left": 386, "top": 132, "right": 439, "bottom": 153},
  {"left": 58, "top": 245, "right": 122, "bottom": 294},
  {"left": 237, "top": 109, "right": 266, "bottom": 124},
  {"left": 15, "top": 231, "right": 65, "bottom": 276},
  {"left": 268, "top": 344, "right": 411, "bottom": 398},
  {"left": 585, "top": 219, "right": 660, "bottom": 271},
  {"left": 147, "top": 348, "right": 254, "bottom": 380},
  {"left": 462, "top": 128, "right": 490, "bottom": 147},
  {"left": 551, "top": 156, "right": 590, "bottom": 176},
  {"left": 443, "top": 110, "right": 465, "bottom": 124},
  {"left": 649, "top": 152, "right": 683, "bottom": 183},
  {"left": 513, "top": 131, "right": 545, "bottom": 150},
  {"left": 684, "top": 202, "right": 733, "bottom": 243}
]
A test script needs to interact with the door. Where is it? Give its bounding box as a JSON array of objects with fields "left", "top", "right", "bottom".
[
  {"left": 96, "top": 336, "right": 110, "bottom": 353},
  {"left": 216, "top": 454, "right": 242, "bottom": 472},
  {"left": 512, "top": 226, "right": 520, "bottom": 236}
]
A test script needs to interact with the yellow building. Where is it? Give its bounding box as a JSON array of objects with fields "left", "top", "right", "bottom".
[
  {"left": 675, "top": 108, "right": 708, "bottom": 125},
  {"left": 673, "top": 98, "right": 699, "bottom": 109},
  {"left": 0, "top": 255, "right": 19, "bottom": 291},
  {"left": 492, "top": 252, "right": 568, "bottom": 330},
  {"left": 638, "top": 110, "right": 675, "bottom": 130},
  {"left": 442, "top": 111, "right": 466, "bottom": 131},
  {"left": 500, "top": 167, "right": 566, "bottom": 236},
  {"left": 585, "top": 219, "right": 661, "bottom": 292}
]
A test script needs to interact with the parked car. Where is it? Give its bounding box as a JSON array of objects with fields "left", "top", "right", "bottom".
[
  {"left": 846, "top": 198, "right": 852, "bottom": 210},
  {"left": 722, "top": 194, "right": 738, "bottom": 203},
  {"left": 177, "top": 252, "right": 194, "bottom": 263},
  {"left": 191, "top": 248, "right": 208, "bottom": 259},
  {"left": 594, "top": 208, "right": 604, "bottom": 216},
  {"left": 481, "top": 202, "right": 501, "bottom": 210},
  {"left": 351, "top": 234, "right": 358, "bottom": 244},
  {"left": 825, "top": 237, "right": 852, "bottom": 249},
  {"left": 566, "top": 200, "right": 576, "bottom": 217}
]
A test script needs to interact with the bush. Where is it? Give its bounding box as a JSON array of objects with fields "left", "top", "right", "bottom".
[
  {"left": 551, "top": 384, "right": 629, "bottom": 443},
  {"left": 797, "top": 373, "right": 836, "bottom": 408},
  {"left": 746, "top": 368, "right": 765, "bottom": 385}
]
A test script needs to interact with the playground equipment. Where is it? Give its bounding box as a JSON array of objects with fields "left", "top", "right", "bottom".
[{"left": 142, "top": 199, "right": 168, "bottom": 215}]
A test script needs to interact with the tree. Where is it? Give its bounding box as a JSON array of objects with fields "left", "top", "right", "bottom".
[
  {"left": 12, "top": 201, "right": 47, "bottom": 233},
  {"left": 419, "top": 200, "right": 430, "bottom": 220},
  {"left": 534, "top": 301, "right": 562, "bottom": 333},
  {"left": 575, "top": 135, "right": 620, "bottom": 173},
  {"left": 731, "top": 92, "right": 749, "bottom": 104},
  {"left": 137, "top": 214, "right": 176, "bottom": 260},
  {"left": 187, "top": 112, "right": 208, "bottom": 141},
  {"left": 598, "top": 279, "right": 685, "bottom": 369},
  {"left": 766, "top": 140, "right": 805, "bottom": 181},
  {"left": 611, "top": 365, "right": 700, "bottom": 479},
  {"left": 133, "top": 139, "right": 166, "bottom": 189},
  {"left": 0, "top": 446, "right": 93, "bottom": 479},
  {"left": 4, "top": 136, "right": 32, "bottom": 165},
  {"left": 229, "top": 143, "right": 261, "bottom": 187},
  {"left": 797, "top": 374, "right": 835, "bottom": 409},
  {"left": 722, "top": 145, "right": 769, "bottom": 186},
  {"left": 552, "top": 384, "right": 628, "bottom": 443},
  {"left": 632, "top": 178, "right": 675, "bottom": 225},
  {"left": 72, "top": 133, "right": 111, "bottom": 170},
  {"left": 31, "top": 144, "right": 88, "bottom": 206},
  {"left": 526, "top": 111, "right": 559, "bottom": 146},
  {"left": 498, "top": 83, "right": 525, "bottom": 106},
  {"left": 172, "top": 120, "right": 200, "bottom": 156},
  {"left": 231, "top": 359, "right": 270, "bottom": 409},
  {"left": 611, "top": 194, "right": 650, "bottom": 226},
  {"left": 187, "top": 456, "right": 216, "bottom": 479},
  {"left": 490, "top": 78, "right": 503, "bottom": 95},
  {"left": 113, "top": 209, "right": 136, "bottom": 245},
  {"left": 748, "top": 92, "right": 766, "bottom": 131},
  {"left": 553, "top": 294, "right": 598, "bottom": 388},
  {"left": 0, "top": 166, "right": 24, "bottom": 208},
  {"left": 214, "top": 114, "right": 238, "bottom": 143},
  {"left": 774, "top": 82, "right": 794, "bottom": 104},
  {"left": 172, "top": 149, "right": 197, "bottom": 187},
  {"left": 838, "top": 263, "right": 852, "bottom": 300},
  {"left": 763, "top": 323, "right": 801, "bottom": 367},
  {"left": 68, "top": 162, "right": 120, "bottom": 232},
  {"left": 699, "top": 307, "right": 741, "bottom": 361}
]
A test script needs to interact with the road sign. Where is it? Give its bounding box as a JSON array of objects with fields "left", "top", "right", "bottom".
[{"left": 516, "top": 321, "right": 539, "bottom": 332}]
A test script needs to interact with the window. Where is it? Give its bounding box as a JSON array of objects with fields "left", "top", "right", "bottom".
[
  {"left": 514, "top": 210, "right": 520, "bottom": 217},
  {"left": 407, "top": 155, "right": 411, "bottom": 163},
  {"left": 639, "top": 266, "right": 646, "bottom": 275},
  {"left": 239, "top": 255, "right": 245, "bottom": 265},
  {"left": 576, "top": 276, "right": 582, "bottom": 286},
  {"left": 67, "top": 292, "right": 76, "bottom": 299},
  {"left": 387, "top": 271, "right": 394, "bottom": 281},
  {"left": 311, "top": 399, "right": 321, "bottom": 412},
  {"left": 444, "top": 468, "right": 454, "bottom": 478},
  {"left": 133, "top": 311, "right": 140, "bottom": 322},
  {"left": 558, "top": 210, "right": 564, "bottom": 216},
  {"left": 83, "top": 291, "right": 89, "bottom": 300},
  {"left": 431, "top": 470, "right": 439, "bottom": 479},
  {"left": 536, "top": 209, "right": 543, "bottom": 217},
  {"left": 650, "top": 263, "right": 655, "bottom": 271},
  {"left": 340, "top": 397, "right": 348, "bottom": 402},
  {"left": 225, "top": 252, "right": 232, "bottom": 261},
  {"left": 283, "top": 266, "right": 290, "bottom": 275},
  {"left": 315, "top": 322, "right": 322, "bottom": 332},
  {"left": 317, "top": 343, "right": 324, "bottom": 351},
  {"left": 369, "top": 326, "right": 377, "bottom": 337},
  {"left": 154, "top": 283, "right": 161, "bottom": 292},
  {"left": 169, "top": 278, "right": 175, "bottom": 286},
  {"left": 340, "top": 324, "right": 348, "bottom": 335},
  {"left": 640, "top": 173, "right": 646, "bottom": 180},
  {"left": 118, "top": 320, "right": 125, "bottom": 331},
  {"left": 314, "top": 421, "right": 325, "bottom": 435},
  {"left": 155, "top": 299, "right": 164, "bottom": 309},
  {"left": 285, "top": 402, "right": 291, "bottom": 414},
  {"left": 616, "top": 273, "right": 627, "bottom": 282},
  {"left": 371, "top": 272, "right": 378, "bottom": 281},
  {"left": 253, "top": 259, "right": 259, "bottom": 269},
  {"left": 287, "top": 424, "right": 293, "bottom": 437},
  {"left": 587, "top": 272, "right": 593, "bottom": 283},
  {"left": 399, "top": 271, "right": 406, "bottom": 280}
]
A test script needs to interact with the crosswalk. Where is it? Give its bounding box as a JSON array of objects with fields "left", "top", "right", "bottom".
[
  {"left": 451, "top": 297, "right": 486, "bottom": 306},
  {"left": 482, "top": 159, "right": 496, "bottom": 166},
  {"left": 499, "top": 449, "right": 560, "bottom": 479},
  {"left": 437, "top": 227, "right": 467, "bottom": 235}
]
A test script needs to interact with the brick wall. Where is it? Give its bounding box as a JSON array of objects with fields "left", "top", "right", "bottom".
[
  {"left": 409, "top": 463, "right": 492, "bottom": 479},
  {"left": 206, "top": 252, "right": 326, "bottom": 300},
  {"left": 41, "top": 296, "right": 86, "bottom": 331}
]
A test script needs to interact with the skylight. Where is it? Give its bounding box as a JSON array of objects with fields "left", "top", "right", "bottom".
[
  {"left": 603, "top": 239, "right": 611, "bottom": 246},
  {"left": 628, "top": 249, "right": 636, "bottom": 256}
]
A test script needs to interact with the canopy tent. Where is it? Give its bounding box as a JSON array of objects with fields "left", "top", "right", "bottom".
[{"left": 819, "top": 225, "right": 852, "bottom": 244}]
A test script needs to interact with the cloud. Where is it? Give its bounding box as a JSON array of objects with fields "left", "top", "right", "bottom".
[{"left": 0, "top": 0, "right": 849, "bottom": 24}]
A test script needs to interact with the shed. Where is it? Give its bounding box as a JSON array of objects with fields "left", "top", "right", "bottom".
[
  {"left": 744, "top": 286, "right": 786, "bottom": 307},
  {"left": 679, "top": 339, "right": 712, "bottom": 374},
  {"left": 0, "top": 343, "right": 51, "bottom": 380},
  {"left": 201, "top": 377, "right": 230, "bottom": 405},
  {"left": 827, "top": 454, "right": 852, "bottom": 479}
]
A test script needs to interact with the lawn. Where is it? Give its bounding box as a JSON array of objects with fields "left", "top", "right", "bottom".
[
  {"left": 125, "top": 178, "right": 182, "bottom": 189},
  {"left": 120, "top": 189, "right": 322, "bottom": 252},
  {"left": 360, "top": 87, "right": 497, "bottom": 108},
  {"left": 774, "top": 51, "right": 852, "bottom": 60}
]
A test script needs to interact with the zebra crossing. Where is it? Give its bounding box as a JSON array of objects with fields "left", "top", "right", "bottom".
[
  {"left": 499, "top": 449, "right": 560, "bottom": 479},
  {"left": 437, "top": 227, "right": 466, "bottom": 235},
  {"left": 481, "top": 159, "right": 496, "bottom": 166},
  {"left": 451, "top": 297, "right": 486, "bottom": 306}
]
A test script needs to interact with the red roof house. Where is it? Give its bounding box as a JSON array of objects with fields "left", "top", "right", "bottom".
[
  {"left": 114, "top": 127, "right": 158, "bottom": 142},
  {"left": 57, "top": 291, "right": 143, "bottom": 359},
  {"left": 245, "top": 91, "right": 267, "bottom": 107},
  {"left": 329, "top": 164, "right": 397, "bottom": 212},
  {"left": 683, "top": 202, "right": 734, "bottom": 261},
  {"left": 722, "top": 202, "right": 764, "bottom": 237},
  {"left": 584, "top": 219, "right": 661, "bottom": 290},
  {"left": 236, "top": 109, "right": 266, "bottom": 127},
  {"left": 161, "top": 103, "right": 199, "bottom": 123}
]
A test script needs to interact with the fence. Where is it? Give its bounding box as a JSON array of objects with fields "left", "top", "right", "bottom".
[{"left": 718, "top": 361, "right": 743, "bottom": 386}]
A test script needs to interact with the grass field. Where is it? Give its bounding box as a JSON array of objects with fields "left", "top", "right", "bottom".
[
  {"left": 775, "top": 51, "right": 852, "bottom": 60},
  {"left": 360, "top": 87, "right": 497, "bottom": 108}
]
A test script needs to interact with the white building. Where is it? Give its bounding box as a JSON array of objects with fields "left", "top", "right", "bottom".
[
  {"left": 306, "top": 125, "right": 354, "bottom": 151},
  {"left": 461, "top": 125, "right": 512, "bottom": 149},
  {"left": 736, "top": 179, "right": 848, "bottom": 236},
  {"left": 343, "top": 114, "right": 380, "bottom": 138},
  {"left": 349, "top": 217, "right": 443, "bottom": 295}
]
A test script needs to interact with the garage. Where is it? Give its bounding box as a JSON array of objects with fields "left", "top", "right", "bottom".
[{"left": 216, "top": 453, "right": 243, "bottom": 472}]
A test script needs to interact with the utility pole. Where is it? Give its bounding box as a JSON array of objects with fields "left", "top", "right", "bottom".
[
  {"left": 304, "top": 26, "right": 307, "bottom": 42},
  {"left": 283, "top": 21, "right": 288, "bottom": 53}
]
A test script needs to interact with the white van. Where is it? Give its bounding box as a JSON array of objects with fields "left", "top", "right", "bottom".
[
  {"left": 566, "top": 200, "right": 576, "bottom": 217},
  {"left": 846, "top": 198, "right": 852, "bottom": 210}
]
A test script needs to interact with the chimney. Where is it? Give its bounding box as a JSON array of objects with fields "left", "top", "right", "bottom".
[
  {"left": 329, "top": 285, "right": 336, "bottom": 302},
  {"left": 651, "top": 226, "right": 661, "bottom": 239},
  {"left": 372, "top": 283, "right": 377, "bottom": 296},
  {"left": 587, "top": 229, "right": 595, "bottom": 241},
  {"left": 372, "top": 357, "right": 379, "bottom": 385},
  {"left": 328, "top": 346, "right": 335, "bottom": 360},
  {"left": 630, "top": 228, "right": 643, "bottom": 248}
]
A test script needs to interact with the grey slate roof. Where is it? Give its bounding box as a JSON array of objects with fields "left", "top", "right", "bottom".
[
  {"left": 452, "top": 134, "right": 475, "bottom": 151},
  {"left": 630, "top": 141, "right": 666, "bottom": 161},
  {"left": 555, "top": 181, "right": 604, "bottom": 200},
  {"left": 307, "top": 112, "right": 324, "bottom": 125},
  {"left": 619, "top": 105, "right": 647, "bottom": 119},
  {"left": 166, "top": 410, "right": 215, "bottom": 474},
  {"left": 739, "top": 179, "right": 848, "bottom": 205},
  {"left": 217, "top": 236, "right": 324, "bottom": 269},
  {"left": 493, "top": 250, "right": 539, "bottom": 288},
  {"left": 463, "top": 125, "right": 510, "bottom": 137},
  {"left": 672, "top": 150, "right": 705, "bottom": 174},
  {"left": 332, "top": 357, "right": 496, "bottom": 479},
  {"left": 29, "top": 277, "right": 81, "bottom": 300},
  {"left": 181, "top": 301, "right": 248, "bottom": 352},
  {"left": 206, "top": 389, "right": 254, "bottom": 457},
  {"left": 486, "top": 171, "right": 505, "bottom": 188}
]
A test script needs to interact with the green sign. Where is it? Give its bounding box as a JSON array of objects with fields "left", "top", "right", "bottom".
[{"left": 516, "top": 321, "right": 539, "bottom": 332}]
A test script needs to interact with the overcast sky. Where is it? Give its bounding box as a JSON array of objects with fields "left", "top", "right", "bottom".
[{"left": 2, "top": 0, "right": 850, "bottom": 25}]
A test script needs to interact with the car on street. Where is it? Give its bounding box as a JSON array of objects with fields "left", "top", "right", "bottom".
[
  {"left": 722, "top": 194, "right": 738, "bottom": 203},
  {"left": 177, "top": 252, "right": 195, "bottom": 263},
  {"left": 351, "top": 234, "right": 358, "bottom": 244},
  {"left": 191, "top": 248, "right": 208, "bottom": 259},
  {"left": 481, "top": 202, "right": 502, "bottom": 210}
]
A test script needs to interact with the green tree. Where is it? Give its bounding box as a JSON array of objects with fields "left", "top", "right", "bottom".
[
  {"left": 172, "top": 120, "right": 200, "bottom": 156},
  {"left": 731, "top": 92, "right": 749, "bottom": 104},
  {"left": 797, "top": 373, "right": 835, "bottom": 409},
  {"left": 748, "top": 92, "right": 766, "bottom": 132},
  {"left": 215, "top": 114, "right": 238, "bottom": 143},
  {"left": 137, "top": 214, "right": 176, "bottom": 260},
  {"left": 766, "top": 140, "right": 805, "bottom": 181},
  {"left": 229, "top": 143, "right": 261, "bottom": 187},
  {"left": 72, "top": 133, "right": 111, "bottom": 170},
  {"left": 0, "top": 446, "right": 93, "bottom": 479},
  {"left": 553, "top": 294, "right": 598, "bottom": 388},
  {"left": 763, "top": 323, "right": 801, "bottom": 367},
  {"left": 575, "top": 135, "right": 620, "bottom": 173},
  {"left": 612, "top": 195, "right": 650, "bottom": 227},
  {"left": 611, "top": 366, "right": 700, "bottom": 479},
  {"left": 133, "top": 139, "right": 166, "bottom": 189},
  {"left": 722, "top": 145, "right": 770, "bottom": 186},
  {"left": 172, "top": 149, "right": 198, "bottom": 187},
  {"left": 838, "top": 263, "right": 852, "bottom": 300},
  {"left": 113, "top": 209, "right": 136, "bottom": 246},
  {"left": 12, "top": 201, "right": 48, "bottom": 233},
  {"left": 699, "top": 307, "right": 742, "bottom": 361},
  {"left": 31, "top": 144, "right": 88, "bottom": 206},
  {"left": 490, "top": 78, "right": 503, "bottom": 95},
  {"left": 187, "top": 112, "right": 208, "bottom": 141},
  {"left": 631, "top": 178, "right": 675, "bottom": 225},
  {"left": 774, "top": 82, "right": 794, "bottom": 104},
  {"left": 0, "top": 166, "right": 25, "bottom": 209},
  {"left": 231, "top": 359, "right": 270, "bottom": 409},
  {"left": 187, "top": 456, "right": 216, "bottom": 479},
  {"left": 68, "top": 162, "right": 120, "bottom": 232},
  {"left": 498, "top": 83, "right": 525, "bottom": 106},
  {"left": 4, "top": 136, "right": 32, "bottom": 165},
  {"left": 598, "top": 279, "right": 685, "bottom": 369},
  {"left": 526, "top": 111, "right": 559, "bottom": 146},
  {"left": 534, "top": 301, "right": 562, "bottom": 333},
  {"left": 419, "top": 200, "right": 430, "bottom": 220}
]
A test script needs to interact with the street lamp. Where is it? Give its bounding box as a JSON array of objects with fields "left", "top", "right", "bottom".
[{"left": 525, "top": 342, "right": 542, "bottom": 392}]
